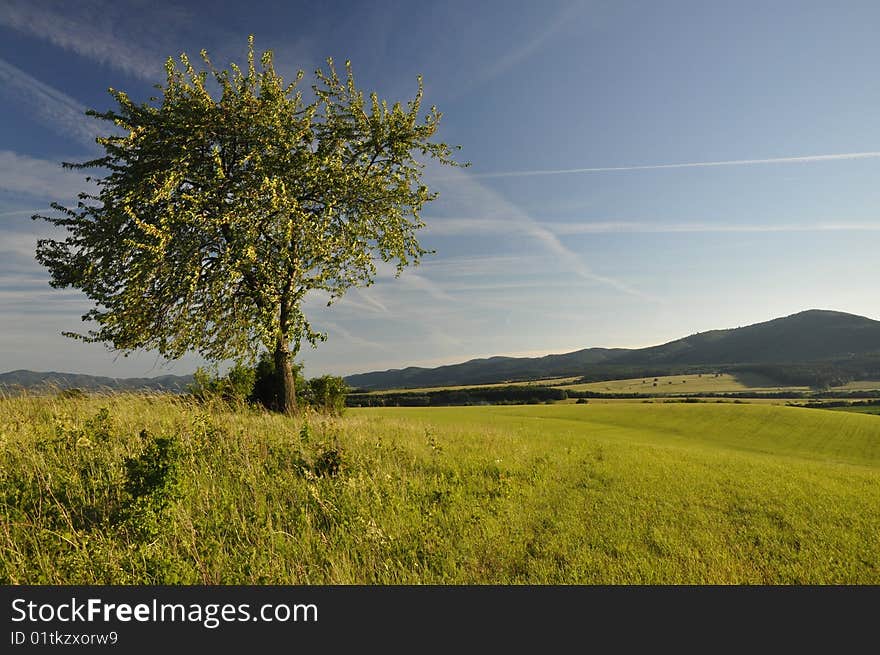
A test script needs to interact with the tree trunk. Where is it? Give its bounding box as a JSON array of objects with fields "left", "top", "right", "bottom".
[{"left": 274, "top": 335, "right": 297, "bottom": 415}]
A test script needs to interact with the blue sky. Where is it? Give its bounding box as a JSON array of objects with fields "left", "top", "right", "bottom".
[{"left": 1, "top": 0, "right": 879, "bottom": 378}]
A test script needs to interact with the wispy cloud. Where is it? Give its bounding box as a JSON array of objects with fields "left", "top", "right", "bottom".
[
  {"left": 420, "top": 254, "right": 548, "bottom": 278},
  {"left": 469, "top": 151, "right": 880, "bottom": 179},
  {"left": 0, "top": 0, "right": 185, "bottom": 80},
  {"left": 425, "top": 164, "right": 658, "bottom": 302},
  {"left": 453, "top": 1, "right": 586, "bottom": 96},
  {"left": 0, "top": 1, "right": 314, "bottom": 87},
  {"left": 0, "top": 209, "right": 41, "bottom": 218},
  {"left": 374, "top": 260, "right": 456, "bottom": 303},
  {"left": 0, "top": 231, "right": 54, "bottom": 259},
  {"left": 425, "top": 217, "right": 513, "bottom": 236},
  {"left": 0, "top": 150, "right": 96, "bottom": 201},
  {"left": 0, "top": 58, "right": 101, "bottom": 151},
  {"left": 426, "top": 216, "right": 880, "bottom": 236},
  {"left": 317, "top": 321, "right": 390, "bottom": 352},
  {"left": 546, "top": 221, "right": 880, "bottom": 234},
  {"left": 306, "top": 288, "right": 389, "bottom": 315}
]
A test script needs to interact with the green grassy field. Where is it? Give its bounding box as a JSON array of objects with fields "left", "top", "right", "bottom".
[
  {"left": 823, "top": 405, "right": 880, "bottom": 416},
  {"left": 2, "top": 394, "right": 878, "bottom": 584}
]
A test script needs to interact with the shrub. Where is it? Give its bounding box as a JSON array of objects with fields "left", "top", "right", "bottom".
[
  {"left": 309, "top": 375, "right": 349, "bottom": 416},
  {"left": 57, "top": 388, "right": 88, "bottom": 400},
  {"left": 188, "top": 363, "right": 254, "bottom": 404}
]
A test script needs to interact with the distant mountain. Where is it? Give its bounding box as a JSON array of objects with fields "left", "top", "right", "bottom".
[
  {"left": 6, "top": 310, "right": 879, "bottom": 394},
  {"left": 344, "top": 348, "right": 629, "bottom": 390},
  {"left": 609, "top": 310, "right": 880, "bottom": 366},
  {"left": 345, "top": 310, "right": 880, "bottom": 390},
  {"left": 0, "top": 369, "right": 194, "bottom": 392}
]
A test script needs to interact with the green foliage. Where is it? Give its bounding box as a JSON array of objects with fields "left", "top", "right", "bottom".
[
  {"left": 33, "top": 36, "right": 463, "bottom": 410},
  {"left": 123, "top": 431, "right": 181, "bottom": 508},
  {"left": 188, "top": 363, "right": 255, "bottom": 404},
  {"left": 0, "top": 405, "right": 189, "bottom": 582},
  {"left": 57, "top": 388, "right": 88, "bottom": 400},
  {"left": 309, "top": 375, "right": 348, "bottom": 416},
  {"left": 189, "top": 352, "right": 346, "bottom": 415}
]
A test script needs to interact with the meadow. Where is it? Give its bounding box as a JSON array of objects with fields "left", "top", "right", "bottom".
[
  {"left": 1, "top": 393, "right": 878, "bottom": 584},
  {"left": 363, "top": 372, "right": 880, "bottom": 397},
  {"left": 556, "top": 372, "right": 809, "bottom": 394}
]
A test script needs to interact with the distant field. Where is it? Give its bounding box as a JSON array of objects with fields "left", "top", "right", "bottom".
[
  {"left": 364, "top": 373, "right": 880, "bottom": 397},
  {"left": 557, "top": 373, "right": 809, "bottom": 394},
  {"left": 833, "top": 380, "right": 880, "bottom": 391},
  {"left": 365, "top": 376, "right": 580, "bottom": 394},
  {"left": 3, "top": 394, "right": 877, "bottom": 584},
  {"left": 822, "top": 405, "right": 880, "bottom": 416},
  {"left": 563, "top": 397, "right": 807, "bottom": 406}
]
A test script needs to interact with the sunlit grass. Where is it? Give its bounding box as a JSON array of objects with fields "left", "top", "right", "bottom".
[
  {"left": 2, "top": 394, "right": 878, "bottom": 584},
  {"left": 557, "top": 372, "right": 809, "bottom": 394}
]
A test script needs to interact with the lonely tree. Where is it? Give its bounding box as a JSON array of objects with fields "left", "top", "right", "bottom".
[{"left": 35, "top": 38, "right": 461, "bottom": 413}]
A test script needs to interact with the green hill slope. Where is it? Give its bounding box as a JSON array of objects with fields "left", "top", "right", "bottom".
[
  {"left": 611, "top": 309, "right": 880, "bottom": 366},
  {"left": 346, "top": 309, "right": 880, "bottom": 390}
]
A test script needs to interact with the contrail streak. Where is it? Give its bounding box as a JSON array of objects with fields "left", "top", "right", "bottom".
[
  {"left": 0, "top": 58, "right": 99, "bottom": 150},
  {"left": 470, "top": 151, "right": 880, "bottom": 179}
]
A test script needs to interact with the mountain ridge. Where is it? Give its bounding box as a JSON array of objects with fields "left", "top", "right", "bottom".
[
  {"left": 344, "top": 309, "right": 880, "bottom": 390},
  {"left": 4, "top": 309, "right": 879, "bottom": 393},
  {"left": 0, "top": 369, "right": 194, "bottom": 392}
]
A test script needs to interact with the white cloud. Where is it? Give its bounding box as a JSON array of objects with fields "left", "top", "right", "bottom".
[
  {"left": 0, "top": 150, "right": 97, "bottom": 201},
  {"left": 546, "top": 221, "right": 880, "bottom": 234},
  {"left": 424, "top": 217, "right": 512, "bottom": 236},
  {"left": 0, "top": 58, "right": 102, "bottom": 151},
  {"left": 424, "top": 216, "right": 880, "bottom": 237},
  {"left": 468, "top": 151, "right": 880, "bottom": 179},
  {"left": 0, "top": 1, "right": 316, "bottom": 88},
  {"left": 373, "top": 260, "right": 456, "bottom": 303},
  {"left": 0, "top": 231, "right": 54, "bottom": 259},
  {"left": 0, "top": 0, "right": 182, "bottom": 80},
  {"left": 444, "top": 0, "right": 586, "bottom": 99},
  {"left": 424, "top": 164, "right": 659, "bottom": 301},
  {"left": 420, "top": 254, "right": 548, "bottom": 277},
  {"left": 316, "top": 320, "right": 389, "bottom": 352}
]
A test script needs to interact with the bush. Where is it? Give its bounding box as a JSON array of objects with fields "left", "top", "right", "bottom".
[
  {"left": 188, "top": 363, "right": 254, "bottom": 404},
  {"left": 309, "top": 375, "right": 349, "bottom": 416},
  {"left": 57, "top": 388, "right": 88, "bottom": 400}
]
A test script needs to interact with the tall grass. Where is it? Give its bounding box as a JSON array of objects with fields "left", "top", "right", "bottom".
[{"left": 2, "top": 394, "right": 878, "bottom": 583}]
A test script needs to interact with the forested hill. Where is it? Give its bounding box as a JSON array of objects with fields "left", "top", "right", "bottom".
[
  {"left": 345, "top": 310, "right": 880, "bottom": 390},
  {"left": 0, "top": 370, "right": 193, "bottom": 392},
  {"left": 5, "top": 310, "right": 879, "bottom": 393},
  {"left": 608, "top": 309, "right": 880, "bottom": 366}
]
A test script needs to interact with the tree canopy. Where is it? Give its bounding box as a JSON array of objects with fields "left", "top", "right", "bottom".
[{"left": 35, "top": 37, "right": 462, "bottom": 412}]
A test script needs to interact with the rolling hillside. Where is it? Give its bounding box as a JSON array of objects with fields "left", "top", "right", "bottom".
[
  {"left": 609, "top": 309, "right": 880, "bottom": 366},
  {"left": 0, "top": 369, "right": 193, "bottom": 392},
  {"left": 346, "top": 309, "right": 880, "bottom": 390}
]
